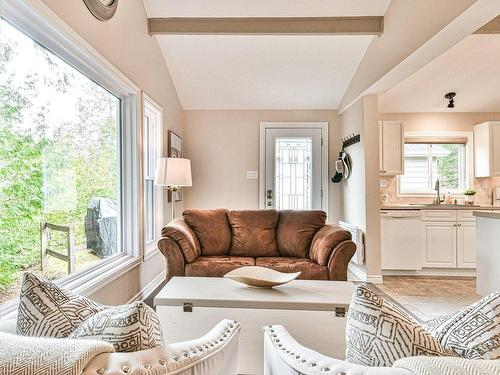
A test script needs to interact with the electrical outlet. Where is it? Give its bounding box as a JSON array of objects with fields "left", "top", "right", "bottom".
[
  {"left": 380, "top": 179, "right": 387, "bottom": 188},
  {"left": 481, "top": 180, "right": 488, "bottom": 189}
]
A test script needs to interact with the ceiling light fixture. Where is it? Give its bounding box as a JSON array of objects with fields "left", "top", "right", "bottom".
[{"left": 445, "top": 92, "right": 456, "bottom": 108}]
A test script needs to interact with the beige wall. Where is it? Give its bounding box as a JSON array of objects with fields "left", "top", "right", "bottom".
[
  {"left": 40, "top": 0, "right": 183, "bottom": 304},
  {"left": 379, "top": 112, "right": 500, "bottom": 206},
  {"left": 338, "top": 96, "right": 381, "bottom": 281},
  {"left": 182, "top": 110, "right": 343, "bottom": 222}
]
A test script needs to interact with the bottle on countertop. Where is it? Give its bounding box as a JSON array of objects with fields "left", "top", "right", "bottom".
[{"left": 444, "top": 192, "right": 453, "bottom": 205}]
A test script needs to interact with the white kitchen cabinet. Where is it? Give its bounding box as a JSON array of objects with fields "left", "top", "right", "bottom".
[
  {"left": 379, "top": 121, "right": 404, "bottom": 176},
  {"left": 457, "top": 222, "right": 476, "bottom": 268},
  {"left": 474, "top": 121, "right": 500, "bottom": 177},
  {"left": 421, "top": 210, "right": 477, "bottom": 269},
  {"left": 422, "top": 222, "right": 457, "bottom": 268}
]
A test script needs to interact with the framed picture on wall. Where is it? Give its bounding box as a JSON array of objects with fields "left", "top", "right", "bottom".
[{"left": 168, "top": 130, "right": 183, "bottom": 202}]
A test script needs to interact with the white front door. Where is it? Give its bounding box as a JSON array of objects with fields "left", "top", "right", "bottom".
[{"left": 260, "top": 123, "right": 327, "bottom": 211}]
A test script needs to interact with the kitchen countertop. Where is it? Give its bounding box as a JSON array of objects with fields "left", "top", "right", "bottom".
[
  {"left": 381, "top": 204, "right": 500, "bottom": 211},
  {"left": 473, "top": 211, "right": 500, "bottom": 219}
]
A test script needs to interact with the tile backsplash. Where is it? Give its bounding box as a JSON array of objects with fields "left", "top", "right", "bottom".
[{"left": 380, "top": 176, "right": 500, "bottom": 205}]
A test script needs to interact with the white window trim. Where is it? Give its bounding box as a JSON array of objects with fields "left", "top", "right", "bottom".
[
  {"left": 397, "top": 131, "right": 474, "bottom": 197},
  {"left": 0, "top": 0, "right": 143, "bottom": 316},
  {"left": 259, "top": 122, "right": 329, "bottom": 217},
  {"left": 142, "top": 93, "right": 163, "bottom": 258}
]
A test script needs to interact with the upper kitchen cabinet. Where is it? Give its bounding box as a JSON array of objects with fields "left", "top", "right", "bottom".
[
  {"left": 474, "top": 121, "right": 500, "bottom": 178},
  {"left": 379, "top": 121, "right": 404, "bottom": 176}
]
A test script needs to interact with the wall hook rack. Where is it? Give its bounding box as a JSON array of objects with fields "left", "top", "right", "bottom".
[{"left": 341, "top": 134, "right": 361, "bottom": 149}]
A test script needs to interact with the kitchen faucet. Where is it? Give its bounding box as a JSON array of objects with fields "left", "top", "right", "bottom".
[{"left": 434, "top": 179, "right": 444, "bottom": 205}]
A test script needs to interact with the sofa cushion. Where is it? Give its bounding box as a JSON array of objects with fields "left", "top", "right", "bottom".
[
  {"left": 69, "top": 301, "right": 164, "bottom": 353},
  {"left": 183, "top": 209, "right": 232, "bottom": 256},
  {"left": 185, "top": 256, "right": 255, "bottom": 277},
  {"left": 345, "top": 285, "right": 451, "bottom": 367},
  {"left": 276, "top": 210, "right": 326, "bottom": 258},
  {"left": 423, "top": 291, "right": 500, "bottom": 360},
  {"left": 256, "top": 257, "right": 328, "bottom": 280},
  {"left": 228, "top": 210, "right": 280, "bottom": 257},
  {"left": 17, "top": 272, "right": 106, "bottom": 338}
]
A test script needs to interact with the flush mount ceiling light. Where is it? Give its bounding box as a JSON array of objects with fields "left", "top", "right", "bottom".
[
  {"left": 83, "top": 0, "right": 118, "bottom": 21},
  {"left": 445, "top": 92, "right": 456, "bottom": 108}
]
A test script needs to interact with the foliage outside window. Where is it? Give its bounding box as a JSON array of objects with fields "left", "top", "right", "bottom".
[
  {"left": 399, "top": 142, "right": 467, "bottom": 195},
  {"left": 0, "top": 19, "right": 121, "bottom": 303}
]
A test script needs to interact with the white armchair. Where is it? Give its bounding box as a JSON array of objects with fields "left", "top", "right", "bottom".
[
  {"left": 263, "top": 325, "right": 412, "bottom": 375},
  {"left": 0, "top": 319, "right": 240, "bottom": 375}
]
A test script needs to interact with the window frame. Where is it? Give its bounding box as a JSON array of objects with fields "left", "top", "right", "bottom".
[
  {"left": 397, "top": 132, "right": 474, "bottom": 197},
  {"left": 0, "top": 0, "right": 142, "bottom": 316},
  {"left": 142, "top": 93, "right": 163, "bottom": 257}
]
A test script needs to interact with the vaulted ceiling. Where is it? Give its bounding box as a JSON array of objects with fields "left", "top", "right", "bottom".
[
  {"left": 379, "top": 34, "right": 500, "bottom": 113},
  {"left": 143, "top": 0, "right": 391, "bottom": 110}
]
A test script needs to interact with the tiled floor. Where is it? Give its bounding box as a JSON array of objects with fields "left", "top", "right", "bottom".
[{"left": 375, "top": 276, "right": 480, "bottom": 322}]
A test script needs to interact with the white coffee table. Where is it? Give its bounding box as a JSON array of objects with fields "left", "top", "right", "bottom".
[{"left": 154, "top": 277, "right": 355, "bottom": 375}]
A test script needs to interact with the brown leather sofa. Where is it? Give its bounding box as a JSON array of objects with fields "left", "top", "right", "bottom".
[{"left": 158, "top": 209, "right": 356, "bottom": 281}]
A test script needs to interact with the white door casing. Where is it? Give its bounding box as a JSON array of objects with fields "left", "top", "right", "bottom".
[{"left": 259, "top": 122, "right": 328, "bottom": 214}]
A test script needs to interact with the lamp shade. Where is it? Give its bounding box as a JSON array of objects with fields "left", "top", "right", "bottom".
[{"left": 154, "top": 157, "right": 192, "bottom": 187}]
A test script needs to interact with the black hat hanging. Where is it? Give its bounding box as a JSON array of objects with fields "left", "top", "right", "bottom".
[{"left": 331, "top": 134, "right": 359, "bottom": 183}]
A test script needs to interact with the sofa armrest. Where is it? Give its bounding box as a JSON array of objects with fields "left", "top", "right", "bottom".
[
  {"left": 326, "top": 240, "right": 356, "bottom": 281},
  {"left": 83, "top": 320, "right": 240, "bottom": 375},
  {"left": 158, "top": 238, "right": 186, "bottom": 281},
  {"left": 161, "top": 218, "right": 201, "bottom": 264},
  {"left": 263, "top": 325, "right": 411, "bottom": 375},
  {"left": 309, "top": 224, "right": 356, "bottom": 281}
]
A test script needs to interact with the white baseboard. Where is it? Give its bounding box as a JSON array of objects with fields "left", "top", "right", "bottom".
[
  {"left": 348, "top": 263, "right": 383, "bottom": 284},
  {"left": 366, "top": 275, "right": 384, "bottom": 284},
  {"left": 382, "top": 268, "right": 476, "bottom": 277},
  {"left": 348, "top": 262, "right": 367, "bottom": 281},
  {"left": 128, "top": 271, "right": 166, "bottom": 303}
]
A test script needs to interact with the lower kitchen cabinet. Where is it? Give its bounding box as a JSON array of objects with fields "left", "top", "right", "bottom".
[
  {"left": 381, "top": 209, "right": 479, "bottom": 274},
  {"left": 422, "top": 222, "right": 457, "bottom": 268},
  {"left": 456, "top": 222, "right": 477, "bottom": 268},
  {"left": 421, "top": 216, "right": 477, "bottom": 269}
]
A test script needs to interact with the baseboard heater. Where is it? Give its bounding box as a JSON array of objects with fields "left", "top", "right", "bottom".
[{"left": 339, "top": 221, "right": 365, "bottom": 265}]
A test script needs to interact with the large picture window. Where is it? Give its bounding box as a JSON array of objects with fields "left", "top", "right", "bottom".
[
  {"left": 0, "top": 18, "right": 122, "bottom": 302},
  {"left": 399, "top": 138, "right": 468, "bottom": 195}
]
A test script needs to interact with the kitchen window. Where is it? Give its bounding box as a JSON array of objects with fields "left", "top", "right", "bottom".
[
  {"left": 1, "top": 0, "right": 140, "bottom": 311},
  {"left": 399, "top": 135, "right": 469, "bottom": 195}
]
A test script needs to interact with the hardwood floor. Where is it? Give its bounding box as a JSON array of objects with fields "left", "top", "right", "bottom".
[{"left": 375, "top": 276, "right": 480, "bottom": 321}]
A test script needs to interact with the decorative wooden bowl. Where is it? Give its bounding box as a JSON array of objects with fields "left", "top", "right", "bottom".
[{"left": 224, "top": 266, "right": 301, "bottom": 288}]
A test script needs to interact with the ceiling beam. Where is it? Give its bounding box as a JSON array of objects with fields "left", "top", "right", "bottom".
[
  {"left": 474, "top": 15, "right": 500, "bottom": 34},
  {"left": 148, "top": 17, "right": 384, "bottom": 36}
]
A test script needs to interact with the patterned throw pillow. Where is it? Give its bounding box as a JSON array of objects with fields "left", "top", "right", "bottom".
[
  {"left": 345, "top": 285, "right": 451, "bottom": 367},
  {"left": 69, "top": 302, "right": 164, "bottom": 352},
  {"left": 424, "top": 292, "right": 500, "bottom": 359},
  {"left": 17, "top": 273, "right": 106, "bottom": 337}
]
